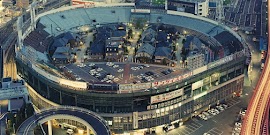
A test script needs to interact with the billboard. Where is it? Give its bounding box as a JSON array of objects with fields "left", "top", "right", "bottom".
[
  {"left": 208, "top": 55, "right": 233, "bottom": 69},
  {"left": 152, "top": 71, "right": 193, "bottom": 87},
  {"left": 119, "top": 83, "right": 151, "bottom": 91},
  {"left": 72, "top": 0, "right": 95, "bottom": 7},
  {"left": 133, "top": 112, "right": 139, "bottom": 129},
  {"left": 150, "top": 88, "right": 184, "bottom": 104},
  {"left": 135, "top": 0, "right": 165, "bottom": 10},
  {"left": 167, "top": 0, "right": 197, "bottom": 14},
  {"left": 192, "top": 80, "right": 203, "bottom": 90}
]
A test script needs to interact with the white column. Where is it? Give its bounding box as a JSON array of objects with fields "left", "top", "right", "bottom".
[
  {"left": 87, "top": 127, "right": 90, "bottom": 135},
  {"left": 48, "top": 120, "right": 53, "bottom": 135}
]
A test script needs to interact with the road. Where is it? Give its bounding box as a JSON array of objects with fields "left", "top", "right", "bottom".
[
  {"left": 16, "top": 106, "right": 110, "bottom": 135},
  {"left": 0, "top": 100, "right": 8, "bottom": 135},
  {"left": 241, "top": 2, "right": 270, "bottom": 135}
]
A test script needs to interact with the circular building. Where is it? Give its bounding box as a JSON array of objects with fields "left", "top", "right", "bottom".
[{"left": 15, "top": 3, "right": 247, "bottom": 133}]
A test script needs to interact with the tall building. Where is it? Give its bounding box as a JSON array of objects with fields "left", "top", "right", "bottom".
[{"left": 167, "top": 0, "right": 209, "bottom": 16}]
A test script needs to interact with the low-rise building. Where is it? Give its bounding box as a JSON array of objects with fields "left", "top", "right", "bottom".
[{"left": 136, "top": 43, "right": 155, "bottom": 62}]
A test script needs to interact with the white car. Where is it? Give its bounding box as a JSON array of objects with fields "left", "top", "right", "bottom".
[
  {"left": 202, "top": 112, "right": 210, "bottom": 117},
  {"left": 145, "top": 64, "right": 150, "bottom": 67},
  {"left": 208, "top": 110, "right": 217, "bottom": 115},
  {"left": 222, "top": 104, "right": 228, "bottom": 108},
  {"left": 216, "top": 106, "right": 224, "bottom": 111},
  {"left": 212, "top": 108, "right": 220, "bottom": 114},
  {"left": 234, "top": 127, "right": 241, "bottom": 131},
  {"left": 118, "top": 69, "right": 123, "bottom": 72},
  {"left": 198, "top": 114, "right": 208, "bottom": 120},
  {"left": 240, "top": 110, "right": 246, "bottom": 115},
  {"left": 97, "top": 68, "right": 103, "bottom": 71},
  {"left": 66, "top": 129, "right": 74, "bottom": 135},
  {"left": 89, "top": 63, "right": 95, "bottom": 66},
  {"left": 235, "top": 122, "right": 242, "bottom": 127},
  {"left": 113, "top": 65, "right": 119, "bottom": 68},
  {"left": 106, "top": 62, "right": 114, "bottom": 66},
  {"left": 131, "top": 67, "right": 137, "bottom": 70}
]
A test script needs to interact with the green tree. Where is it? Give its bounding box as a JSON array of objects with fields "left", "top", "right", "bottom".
[
  {"left": 128, "top": 29, "right": 133, "bottom": 39},
  {"left": 182, "top": 39, "right": 186, "bottom": 44}
]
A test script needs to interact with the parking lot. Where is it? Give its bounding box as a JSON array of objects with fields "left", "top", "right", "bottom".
[
  {"left": 205, "top": 128, "right": 223, "bottom": 135},
  {"left": 63, "top": 62, "right": 187, "bottom": 84},
  {"left": 165, "top": 121, "right": 202, "bottom": 135}
]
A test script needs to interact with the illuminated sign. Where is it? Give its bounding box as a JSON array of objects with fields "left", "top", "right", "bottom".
[
  {"left": 133, "top": 112, "right": 138, "bottom": 129},
  {"left": 208, "top": 55, "right": 233, "bottom": 69},
  {"left": 150, "top": 88, "right": 184, "bottom": 104},
  {"left": 192, "top": 80, "right": 203, "bottom": 90},
  {"left": 119, "top": 83, "right": 151, "bottom": 91},
  {"left": 152, "top": 71, "right": 193, "bottom": 87},
  {"left": 72, "top": 0, "right": 95, "bottom": 7}
]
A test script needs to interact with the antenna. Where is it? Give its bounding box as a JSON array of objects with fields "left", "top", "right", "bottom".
[{"left": 215, "top": 0, "right": 225, "bottom": 24}]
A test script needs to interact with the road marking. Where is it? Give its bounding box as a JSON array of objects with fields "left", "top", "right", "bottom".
[{"left": 207, "top": 127, "right": 223, "bottom": 135}]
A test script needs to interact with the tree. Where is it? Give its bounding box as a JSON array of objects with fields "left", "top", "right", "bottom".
[
  {"left": 128, "top": 29, "right": 133, "bottom": 39},
  {"left": 182, "top": 39, "right": 186, "bottom": 44},
  {"left": 26, "top": 103, "right": 34, "bottom": 118}
]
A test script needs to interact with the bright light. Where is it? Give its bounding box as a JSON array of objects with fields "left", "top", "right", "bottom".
[
  {"left": 183, "top": 30, "right": 187, "bottom": 34},
  {"left": 78, "top": 129, "right": 84, "bottom": 134}
]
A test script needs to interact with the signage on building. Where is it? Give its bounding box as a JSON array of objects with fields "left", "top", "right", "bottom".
[
  {"left": 152, "top": 71, "right": 193, "bottom": 87},
  {"left": 133, "top": 112, "right": 138, "bottom": 129},
  {"left": 119, "top": 83, "right": 151, "bottom": 91},
  {"left": 72, "top": 0, "right": 95, "bottom": 7},
  {"left": 150, "top": 88, "right": 184, "bottom": 104},
  {"left": 167, "top": 0, "right": 197, "bottom": 14},
  {"left": 208, "top": 55, "right": 233, "bottom": 69},
  {"left": 192, "top": 80, "right": 203, "bottom": 90}
]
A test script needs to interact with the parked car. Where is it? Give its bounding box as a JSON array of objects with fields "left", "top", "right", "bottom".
[{"left": 66, "top": 129, "right": 74, "bottom": 135}]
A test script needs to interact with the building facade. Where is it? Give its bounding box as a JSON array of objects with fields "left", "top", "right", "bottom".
[
  {"left": 16, "top": 52, "right": 245, "bottom": 132},
  {"left": 15, "top": 4, "right": 245, "bottom": 133}
]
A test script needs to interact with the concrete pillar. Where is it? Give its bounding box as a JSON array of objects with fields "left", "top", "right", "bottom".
[
  {"left": 48, "top": 120, "right": 53, "bottom": 135},
  {"left": 87, "top": 127, "right": 90, "bottom": 135}
]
